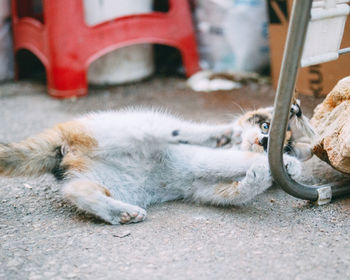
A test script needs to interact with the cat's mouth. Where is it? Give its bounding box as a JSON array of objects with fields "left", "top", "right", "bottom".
[
  {"left": 241, "top": 140, "right": 263, "bottom": 153},
  {"left": 258, "top": 136, "right": 268, "bottom": 151},
  {"left": 250, "top": 139, "right": 265, "bottom": 153},
  {"left": 252, "top": 136, "right": 268, "bottom": 152},
  {"left": 241, "top": 133, "right": 269, "bottom": 153}
]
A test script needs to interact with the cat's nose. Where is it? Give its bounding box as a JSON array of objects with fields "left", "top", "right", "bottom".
[
  {"left": 260, "top": 137, "right": 268, "bottom": 151},
  {"left": 256, "top": 137, "right": 268, "bottom": 151}
]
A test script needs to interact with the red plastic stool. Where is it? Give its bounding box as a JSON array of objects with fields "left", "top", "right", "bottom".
[{"left": 12, "top": 0, "right": 201, "bottom": 98}]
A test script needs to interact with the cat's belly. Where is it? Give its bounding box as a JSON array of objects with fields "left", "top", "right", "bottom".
[{"left": 74, "top": 155, "right": 188, "bottom": 207}]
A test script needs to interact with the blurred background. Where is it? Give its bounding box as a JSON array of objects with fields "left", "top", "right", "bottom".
[{"left": 1, "top": 0, "right": 349, "bottom": 98}]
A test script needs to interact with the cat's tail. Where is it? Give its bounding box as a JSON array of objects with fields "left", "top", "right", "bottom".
[{"left": 0, "top": 129, "right": 63, "bottom": 177}]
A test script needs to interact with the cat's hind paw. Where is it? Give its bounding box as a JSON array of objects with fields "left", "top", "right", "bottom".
[
  {"left": 119, "top": 209, "right": 147, "bottom": 224},
  {"left": 108, "top": 205, "right": 147, "bottom": 225}
]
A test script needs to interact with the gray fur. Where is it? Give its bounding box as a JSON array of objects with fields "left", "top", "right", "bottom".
[{"left": 1, "top": 107, "right": 308, "bottom": 225}]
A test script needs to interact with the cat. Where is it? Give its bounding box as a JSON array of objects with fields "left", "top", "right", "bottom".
[{"left": 0, "top": 105, "right": 309, "bottom": 225}]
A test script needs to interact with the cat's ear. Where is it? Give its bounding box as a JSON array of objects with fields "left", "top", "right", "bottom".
[
  {"left": 266, "top": 106, "right": 274, "bottom": 114},
  {"left": 290, "top": 99, "right": 302, "bottom": 119}
]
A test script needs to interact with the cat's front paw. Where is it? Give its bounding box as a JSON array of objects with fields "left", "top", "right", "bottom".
[
  {"left": 216, "top": 129, "right": 233, "bottom": 147},
  {"left": 284, "top": 155, "right": 301, "bottom": 180},
  {"left": 245, "top": 159, "right": 272, "bottom": 187}
]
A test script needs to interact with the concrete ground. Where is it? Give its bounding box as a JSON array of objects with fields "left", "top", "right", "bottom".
[{"left": 0, "top": 77, "right": 350, "bottom": 280}]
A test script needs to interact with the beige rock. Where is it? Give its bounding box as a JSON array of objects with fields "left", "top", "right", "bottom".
[{"left": 311, "top": 76, "right": 350, "bottom": 174}]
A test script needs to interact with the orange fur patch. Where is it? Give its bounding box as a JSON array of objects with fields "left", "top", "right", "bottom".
[
  {"left": 236, "top": 108, "right": 273, "bottom": 126},
  {"left": 64, "top": 180, "right": 112, "bottom": 200},
  {"left": 54, "top": 121, "right": 97, "bottom": 172},
  {"left": 102, "top": 187, "right": 112, "bottom": 197},
  {"left": 55, "top": 121, "right": 97, "bottom": 150},
  {"left": 284, "top": 130, "right": 292, "bottom": 146},
  {"left": 215, "top": 181, "right": 240, "bottom": 198},
  {"left": 61, "top": 154, "right": 91, "bottom": 173}
]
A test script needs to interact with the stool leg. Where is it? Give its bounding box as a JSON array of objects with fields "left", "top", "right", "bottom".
[
  {"left": 178, "top": 40, "right": 201, "bottom": 77},
  {"left": 46, "top": 66, "right": 88, "bottom": 98},
  {"left": 44, "top": 0, "right": 88, "bottom": 98},
  {"left": 171, "top": 0, "right": 201, "bottom": 76}
]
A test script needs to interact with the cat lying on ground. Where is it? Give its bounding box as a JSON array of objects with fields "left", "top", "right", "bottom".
[{"left": 0, "top": 103, "right": 311, "bottom": 225}]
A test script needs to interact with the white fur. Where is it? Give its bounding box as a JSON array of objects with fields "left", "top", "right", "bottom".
[{"left": 59, "top": 108, "right": 302, "bottom": 225}]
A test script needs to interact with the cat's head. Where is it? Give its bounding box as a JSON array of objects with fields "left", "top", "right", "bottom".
[
  {"left": 232, "top": 100, "right": 315, "bottom": 161},
  {"left": 233, "top": 106, "right": 274, "bottom": 153}
]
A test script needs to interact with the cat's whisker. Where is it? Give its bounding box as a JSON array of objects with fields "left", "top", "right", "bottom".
[{"left": 230, "top": 101, "right": 246, "bottom": 115}]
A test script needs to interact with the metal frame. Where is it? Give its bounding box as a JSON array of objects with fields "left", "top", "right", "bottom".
[{"left": 268, "top": 0, "right": 350, "bottom": 204}]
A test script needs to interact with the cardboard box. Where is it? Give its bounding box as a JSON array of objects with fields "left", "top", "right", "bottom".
[{"left": 268, "top": 0, "right": 350, "bottom": 97}]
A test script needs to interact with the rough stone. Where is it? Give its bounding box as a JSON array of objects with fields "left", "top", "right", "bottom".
[{"left": 311, "top": 76, "right": 350, "bottom": 173}]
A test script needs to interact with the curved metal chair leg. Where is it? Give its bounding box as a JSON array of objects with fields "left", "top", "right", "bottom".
[{"left": 268, "top": 0, "right": 350, "bottom": 205}]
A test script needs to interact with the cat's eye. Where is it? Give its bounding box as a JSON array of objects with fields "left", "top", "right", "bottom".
[{"left": 260, "top": 122, "right": 269, "bottom": 134}]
